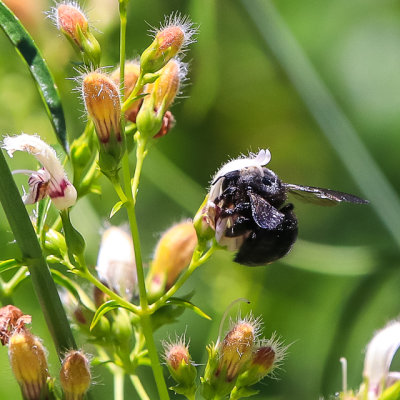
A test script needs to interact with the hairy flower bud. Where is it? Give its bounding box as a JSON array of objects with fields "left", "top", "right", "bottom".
[
  {"left": 52, "top": 2, "right": 101, "bottom": 67},
  {"left": 82, "top": 71, "right": 124, "bottom": 174},
  {"left": 8, "top": 330, "right": 49, "bottom": 400},
  {"left": 163, "top": 335, "right": 197, "bottom": 397},
  {"left": 111, "top": 60, "right": 143, "bottom": 123},
  {"left": 140, "top": 13, "right": 196, "bottom": 74},
  {"left": 60, "top": 350, "right": 91, "bottom": 400},
  {"left": 147, "top": 221, "right": 197, "bottom": 298}
]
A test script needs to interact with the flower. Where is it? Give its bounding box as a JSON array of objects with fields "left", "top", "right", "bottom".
[
  {"left": 140, "top": 13, "right": 197, "bottom": 74},
  {"left": 59, "top": 350, "right": 91, "bottom": 400},
  {"left": 2, "top": 134, "right": 77, "bottom": 210},
  {"left": 362, "top": 321, "right": 400, "bottom": 399},
  {"left": 196, "top": 149, "right": 271, "bottom": 250},
  {"left": 96, "top": 226, "right": 137, "bottom": 300}
]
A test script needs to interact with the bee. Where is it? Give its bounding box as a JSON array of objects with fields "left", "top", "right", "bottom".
[{"left": 206, "top": 149, "right": 368, "bottom": 266}]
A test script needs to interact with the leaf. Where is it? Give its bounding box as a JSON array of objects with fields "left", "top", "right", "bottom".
[
  {"left": 165, "top": 298, "right": 211, "bottom": 320},
  {"left": 0, "top": 2, "right": 67, "bottom": 150},
  {"left": 0, "top": 259, "right": 21, "bottom": 274},
  {"left": 90, "top": 300, "right": 121, "bottom": 331},
  {"left": 110, "top": 201, "right": 124, "bottom": 218},
  {"left": 51, "top": 269, "right": 81, "bottom": 302}
]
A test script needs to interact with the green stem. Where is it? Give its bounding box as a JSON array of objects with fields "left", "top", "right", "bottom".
[
  {"left": 140, "top": 315, "right": 170, "bottom": 400},
  {"left": 130, "top": 375, "right": 150, "bottom": 400},
  {"left": 131, "top": 138, "right": 147, "bottom": 203},
  {"left": 149, "top": 245, "right": 216, "bottom": 312},
  {"left": 3, "top": 266, "right": 28, "bottom": 295},
  {"left": 0, "top": 149, "right": 76, "bottom": 357},
  {"left": 114, "top": 369, "right": 125, "bottom": 400}
]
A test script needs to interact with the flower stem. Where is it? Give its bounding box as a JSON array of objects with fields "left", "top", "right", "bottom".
[
  {"left": 114, "top": 369, "right": 125, "bottom": 400},
  {"left": 131, "top": 138, "right": 147, "bottom": 203},
  {"left": 130, "top": 374, "right": 150, "bottom": 400}
]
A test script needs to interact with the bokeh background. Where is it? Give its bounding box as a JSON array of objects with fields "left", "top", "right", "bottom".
[{"left": 0, "top": 0, "right": 400, "bottom": 398}]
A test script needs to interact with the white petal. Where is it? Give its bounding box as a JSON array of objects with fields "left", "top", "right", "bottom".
[
  {"left": 2, "top": 134, "right": 65, "bottom": 182},
  {"left": 51, "top": 184, "right": 77, "bottom": 210},
  {"left": 363, "top": 321, "right": 400, "bottom": 399},
  {"left": 96, "top": 227, "right": 137, "bottom": 299}
]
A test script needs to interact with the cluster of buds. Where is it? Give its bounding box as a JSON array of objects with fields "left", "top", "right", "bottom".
[
  {"left": 146, "top": 220, "right": 197, "bottom": 300},
  {"left": 51, "top": 2, "right": 101, "bottom": 67},
  {"left": 339, "top": 321, "right": 400, "bottom": 400},
  {"left": 201, "top": 313, "right": 285, "bottom": 400},
  {"left": 0, "top": 305, "right": 91, "bottom": 400}
]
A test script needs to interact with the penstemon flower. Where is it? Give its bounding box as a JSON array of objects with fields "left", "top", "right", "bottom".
[{"left": 2, "top": 134, "right": 77, "bottom": 210}]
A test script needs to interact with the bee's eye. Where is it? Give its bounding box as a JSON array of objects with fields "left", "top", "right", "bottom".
[{"left": 262, "top": 177, "right": 272, "bottom": 186}]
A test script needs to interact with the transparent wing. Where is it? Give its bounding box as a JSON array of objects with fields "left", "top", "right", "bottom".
[
  {"left": 283, "top": 183, "right": 368, "bottom": 206},
  {"left": 248, "top": 192, "right": 285, "bottom": 229}
]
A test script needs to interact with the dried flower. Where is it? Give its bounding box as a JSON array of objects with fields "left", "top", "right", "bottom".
[
  {"left": 50, "top": 2, "right": 101, "bottom": 67},
  {"left": 96, "top": 226, "right": 137, "bottom": 300},
  {"left": 146, "top": 220, "right": 197, "bottom": 298},
  {"left": 141, "top": 13, "right": 197, "bottom": 74},
  {"left": 2, "top": 134, "right": 77, "bottom": 210},
  {"left": 60, "top": 350, "right": 91, "bottom": 400},
  {"left": 0, "top": 305, "right": 31, "bottom": 346},
  {"left": 8, "top": 330, "right": 49, "bottom": 400},
  {"left": 111, "top": 60, "right": 143, "bottom": 123}
]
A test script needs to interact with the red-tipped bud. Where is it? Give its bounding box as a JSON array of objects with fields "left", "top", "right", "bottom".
[
  {"left": 60, "top": 350, "right": 91, "bottom": 400},
  {"left": 8, "top": 330, "right": 49, "bottom": 400},
  {"left": 147, "top": 221, "right": 197, "bottom": 299},
  {"left": 140, "top": 14, "right": 196, "bottom": 74}
]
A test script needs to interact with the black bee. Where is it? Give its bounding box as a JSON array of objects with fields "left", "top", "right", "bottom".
[{"left": 207, "top": 150, "right": 368, "bottom": 266}]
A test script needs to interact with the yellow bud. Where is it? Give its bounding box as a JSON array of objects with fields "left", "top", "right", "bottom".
[
  {"left": 147, "top": 221, "right": 197, "bottom": 296},
  {"left": 218, "top": 320, "right": 257, "bottom": 381},
  {"left": 111, "top": 61, "right": 143, "bottom": 122},
  {"left": 8, "top": 330, "right": 49, "bottom": 400},
  {"left": 60, "top": 350, "right": 91, "bottom": 400},
  {"left": 82, "top": 71, "right": 121, "bottom": 143}
]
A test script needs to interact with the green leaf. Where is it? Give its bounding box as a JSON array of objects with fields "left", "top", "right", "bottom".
[
  {"left": 0, "top": 1, "right": 67, "bottom": 150},
  {"left": 51, "top": 269, "right": 81, "bottom": 303},
  {"left": 90, "top": 300, "right": 121, "bottom": 331},
  {"left": 165, "top": 298, "right": 211, "bottom": 320},
  {"left": 380, "top": 381, "right": 400, "bottom": 400},
  {"left": 0, "top": 259, "right": 22, "bottom": 274},
  {"left": 110, "top": 201, "right": 124, "bottom": 218}
]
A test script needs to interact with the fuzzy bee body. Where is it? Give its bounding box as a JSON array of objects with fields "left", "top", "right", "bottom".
[{"left": 207, "top": 150, "right": 368, "bottom": 266}]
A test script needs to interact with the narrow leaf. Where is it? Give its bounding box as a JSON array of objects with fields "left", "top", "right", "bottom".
[
  {"left": 0, "top": 259, "right": 21, "bottom": 274},
  {"left": 0, "top": 1, "right": 67, "bottom": 150},
  {"left": 90, "top": 300, "right": 121, "bottom": 331},
  {"left": 110, "top": 201, "right": 124, "bottom": 218},
  {"left": 165, "top": 298, "right": 211, "bottom": 320}
]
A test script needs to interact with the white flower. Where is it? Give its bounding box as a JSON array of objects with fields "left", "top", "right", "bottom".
[
  {"left": 96, "top": 227, "right": 137, "bottom": 300},
  {"left": 363, "top": 320, "right": 400, "bottom": 399},
  {"left": 2, "top": 134, "right": 77, "bottom": 210}
]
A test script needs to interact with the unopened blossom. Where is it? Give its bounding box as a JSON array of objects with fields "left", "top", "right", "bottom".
[
  {"left": 2, "top": 134, "right": 77, "bottom": 210},
  {"left": 362, "top": 321, "right": 400, "bottom": 399},
  {"left": 9, "top": 330, "right": 49, "bottom": 400},
  {"left": 141, "top": 13, "right": 197, "bottom": 74},
  {"left": 96, "top": 227, "right": 137, "bottom": 300},
  {"left": 60, "top": 350, "right": 91, "bottom": 400}
]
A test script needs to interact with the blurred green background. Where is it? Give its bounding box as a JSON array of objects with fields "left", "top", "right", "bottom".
[{"left": 1, "top": 0, "right": 400, "bottom": 398}]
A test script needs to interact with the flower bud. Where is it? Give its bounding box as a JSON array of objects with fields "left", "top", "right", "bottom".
[
  {"left": 82, "top": 71, "right": 124, "bottom": 174},
  {"left": 96, "top": 226, "right": 137, "bottom": 300},
  {"left": 8, "top": 330, "right": 49, "bottom": 400},
  {"left": 140, "top": 14, "right": 196, "bottom": 74},
  {"left": 111, "top": 60, "right": 143, "bottom": 123},
  {"left": 163, "top": 335, "right": 197, "bottom": 397},
  {"left": 60, "top": 350, "right": 91, "bottom": 400},
  {"left": 53, "top": 2, "right": 101, "bottom": 67},
  {"left": 146, "top": 221, "right": 197, "bottom": 299}
]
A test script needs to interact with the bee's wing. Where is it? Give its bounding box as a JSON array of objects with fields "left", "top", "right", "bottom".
[
  {"left": 248, "top": 192, "right": 285, "bottom": 229},
  {"left": 283, "top": 183, "right": 368, "bottom": 206}
]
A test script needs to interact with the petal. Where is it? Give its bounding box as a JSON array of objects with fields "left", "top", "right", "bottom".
[
  {"left": 23, "top": 169, "right": 51, "bottom": 205},
  {"left": 2, "top": 134, "right": 65, "bottom": 182},
  {"left": 363, "top": 321, "right": 400, "bottom": 398}
]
